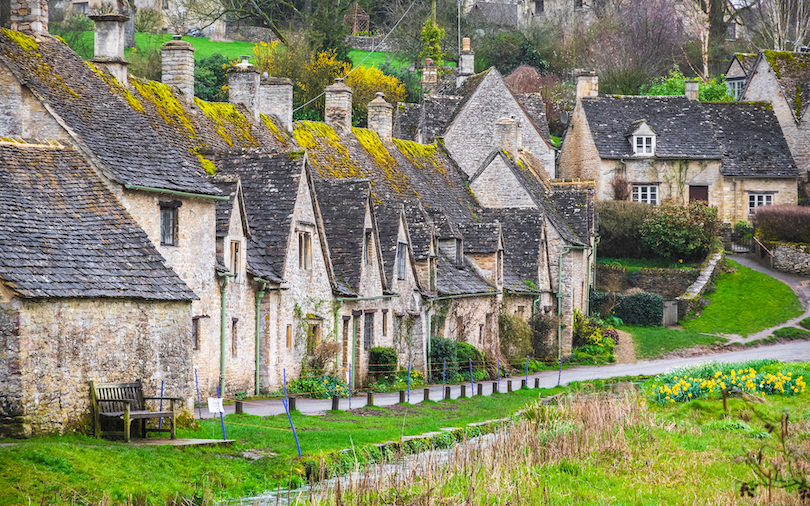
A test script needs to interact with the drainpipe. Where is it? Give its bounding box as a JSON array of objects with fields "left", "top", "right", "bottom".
[
  {"left": 334, "top": 299, "right": 343, "bottom": 372},
  {"left": 425, "top": 300, "right": 432, "bottom": 379},
  {"left": 253, "top": 277, "right": 270, "bottom": 396},
  {"left": 587, "top": 236, "right": 601, "bottom": 317},
  {"left": 556, "top": 245, "right": 587, "bottom": 385},
  {"left": 218, "top": 272, "right": 234, "bottom": 395}
]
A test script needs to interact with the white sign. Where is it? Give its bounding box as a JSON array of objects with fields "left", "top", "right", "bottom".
[{"left": 207, "top": 397, "right": 224, "bottom": 414}]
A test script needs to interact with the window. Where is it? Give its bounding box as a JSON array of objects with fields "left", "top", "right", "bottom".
[
  {"left": 632, "top": 184, "right": 658, "bottom": 205},
  {"left": 230, "top": 241, "right": 240, "bottom": 280},
  {"left": 517, "top": 306, "right": 525, "bottom": 318},
  {"left": 307, "top": 321, "right": 321, "bottom": 354},
  {"left": 726, "top": 22, "right": 737, "bottom": 41},
  {"left": 74, "top": 2, "right": 89, "bottom": 14},
  {"left": 363, "top": 312, "right": 374, "bottom": 349},
  {"left": 159, "top": 201, "right": 181, "bottom": 246},
  {"left": 574, "top": 0, "right": 583, "bottom": 8},
  {"left": 342, "top": 317, "right": 350, "bottom": 368},
  {"left": 286, "top": 324, "right": 292, "bottom": 348},
  {"left": 749, "top": 193, "right": 773, "bottom": 213},
  {"left": 365, "top": 229, "right": 373, "bottom": 265},
  {"left": 534, "top": 0, "right": 544, "bottom": 13},
  {"left": 382, "top": 310, "right": 388, "bottom": 336},
  {"left": 231, "top": 318, "right": 238, "bottom": 357},
  {"left": 726, "top": 79, "right": 744, "bottom": 100},
  {"left": 633, "top": 136, "right": 655, "bottom": 155},
  {"left": 456, "top": 316, "right": 463, "bottom": 341},
  {"left": 298, "top": 231, "right": 311, "bottom": 270},
  {"left": 396, "top": 242, "right": 407, "bottom": 280},
  {"left": 162, "top": 0, "right": 168, "bottom": 8},
  {"left": 192, "top": 317, "right": 200, "bottom": 350}
]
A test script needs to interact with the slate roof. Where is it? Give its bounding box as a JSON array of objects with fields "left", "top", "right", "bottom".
[
  {"left": 760, "top": 51, "right": 810, "bottom": 122},
  {"left": 374, "top": 203, "right": 405, "bottom": 286},
  {"left": 484, "top": 208, "right": 544, "bottom": 293},
  {"left": 514, "top": 93, "right": 553, "bottom": 145},
  {"left": 436, "top": 258, "right": 497, "bottom": 296},
  {"left": 580, "top": 94, "right": 798, "bottom": 178},
  {"left": 0, "top": 141, "right": 196, "bottom": 300},
  {"left": 211, "top": 151, "right": 310, "bottom": 284},
  {"left": 457, "top": 223, "right": 501, "bottom": 254},
  {"left": 547, "top": 190, "right": 592, "bottom": 243},
  {"left": 403, "top": 201, "right": 434, "bottom": 261},
  {"left": 0, "top": 32, "right": 220, "bottom": 196},
  {"left": 393, "top": 103, "right": 421, "bottom": 142},
  {"left": 313, "top": 178, "right": 372, "bottom": 295},
  {"left": 212, "top": 175, "right": 241, "bottom": 238},
  {"left": 705, "top": 102, "right": 799, "bottom": 178},
  {"left": 420, "top": 95, "right": 462, "bottom": 143},
  {"left": 581, "top": 96, "right": 720, "bottom": 159}
]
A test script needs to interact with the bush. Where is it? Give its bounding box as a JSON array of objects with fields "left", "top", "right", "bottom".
[
  {"left": 288, "top": 375, "right": 350, "bottom": 398},
  {"left": 733, "top": 220, "right": 753, "bottom": 240},
  {"left": 456, "top": 341, "right": 484, "bottom": 372},
  {"left": 772, "top": 327, "right": 810, "bottom": 341},
  {"left": 800, "top": 316, "right": 810, "bottom": 330},
  {"left": 529, "top": 312, "right": 557, "bottom": 359},
  {"left": 430, "top": 336, "right": 458, "bottom": 382},
  {"left": 590, "top": 290, "right": 663, "bottom": 326},
  {"left": 368, "top": 347, "right": 397, "bottom": 378},
  {"left": 641, "top": 199, "right": 720, "bottom": 260},
  {"left": 134, "top": 8, "right": 163, "bottom": 33},
  {"left": 48, "top": 9, "right": 93, "bottom": 59},
  {"left": 499, "top": 314, "right": 533, "bottom": 359},
  {"left": 194, "top": 54, "right": 230, "bottom": 102},
  {"left": 596, "top": 200, "right": 650, "bottom": 258},
  {"left": 641, "top": 66, "right": 735, "bottom": 101},
  {"left": 753, "top": 205, "right": 810, "bottom": 245}
]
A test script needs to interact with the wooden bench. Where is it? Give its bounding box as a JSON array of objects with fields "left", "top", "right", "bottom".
[{"left": 91, "top": 380, "right": 181, "bottom": 442}]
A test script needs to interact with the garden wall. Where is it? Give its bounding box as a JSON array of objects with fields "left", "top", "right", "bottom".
[
  {"left": 595, "top": 265, "right": 699, "bottom": 300},
  {"left": 676, "top": 251, "right": 725, "bottom": 320},
  {"left": 345, "top": 36, "right": 400, "bottom": 52},
  {"left": 772, "top": 243, "right": 810, "bottom": 276}
]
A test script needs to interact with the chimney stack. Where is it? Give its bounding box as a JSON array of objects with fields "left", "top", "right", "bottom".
[
  {"left": 685, "top": 79, "right": 699, "bottom": 101},
  {"left": 10, "top": 0, "right": 48, "bottom": 34},
  {"left": 422, "top": 58, "right": 438, "bottom": 97},
  {"left": 259, "top": 76, "right": 294, "bottom": 133},
  {"left": 90, "top": 14, "right": 130, "bottom": 86},
  {"left": 228, "top": 55, "right": 260, "bottom": 120},
  {"left": 457, "top": 37, "right": 474, "bottom": 87},
  {"left": 367, "top": 92, "right": 393, "bottom": 142},
  {"left": 161, "top": 36, "right": 195, "bottom": 102},
  {"left": 575, "top": 70, "right": 598, "bottom": 100},
  {"left": 496, "top": 117, "right": 521, "bottom": 158},
  {"left": 324, "top": 78, "right": 353, "bottom": 133}
]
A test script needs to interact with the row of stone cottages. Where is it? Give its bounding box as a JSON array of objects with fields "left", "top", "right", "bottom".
[{"left": 0, "top": 13, "right": 594, "bottom": 436}]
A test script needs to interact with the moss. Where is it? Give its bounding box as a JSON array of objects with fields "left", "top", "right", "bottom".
[
  {"left": 2, "top": 28, "right": 38, "bottom": 52},
  {"left": 392, "top": 138, "right": 447, "bottom": 178},
  {"left": 796, "top": 83, "right": 803, "bottom": 119},
  {"left": 352, "top": 127, "right": 412, "bottom": 198},
  {"left": 131, "top": 77, "right": 196, "bottom": 139},
  {"left": 194, "top": 98, "right": 257, "bottom": 147},
  {"left": 86, "top": 62, "right": 144, "bottom": 113},
  {"left": 292, "top": 121, "right": 362, "bottom": 179},
  {"left": 260, "top": 113, "right": 291, "bottom": 148},
  {"left": 764, "top": 50, "right": 808, "bottom": 79},
  {"left": 198, "top": 152, "right": 217, "bottom": 174},
  {"left": 52, "top": 35, "right": 67, "bottom": 45}
]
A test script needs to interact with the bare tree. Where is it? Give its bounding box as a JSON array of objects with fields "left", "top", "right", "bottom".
[{"left": 747, "top": 0, "right": 810, "bottom": 50}]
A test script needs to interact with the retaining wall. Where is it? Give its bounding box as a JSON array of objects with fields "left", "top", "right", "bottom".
[{"left": 772, "top": 243, "right": 810, "bottom": 276}]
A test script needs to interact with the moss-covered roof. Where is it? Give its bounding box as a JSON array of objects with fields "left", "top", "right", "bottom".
[{"left": 762, "top": 50, "right": 810, "bottom": 122}]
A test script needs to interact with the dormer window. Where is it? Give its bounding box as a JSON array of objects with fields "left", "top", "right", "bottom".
[{"left": 634, "top": 136, "right": 654, "bottom": 155}]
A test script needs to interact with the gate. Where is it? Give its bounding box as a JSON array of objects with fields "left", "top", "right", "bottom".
[{"left": 663, "top": 300, "right": 678, "bottom": 327}]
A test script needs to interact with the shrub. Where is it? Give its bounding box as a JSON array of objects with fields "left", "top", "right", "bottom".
[
  {"left": 368, "top": 347, "right": 398, "bottom": 378},
  {"left": 456, "top": 341, "right": 484, "bottom": 372},
  {"left": 430, "top": 336, "right": 458, "bottom": 382},
  {"left": 590, "top": 290, "right": 663, "bottom": 326},
  {"left": 310, "top": 341, "right": 340, "bottom": 374},
  {"left": 134, "top": 8, "right": 163, "bottom": 33},
  {"left": 772, "top": 327, "right": 810, "bottom": 341},
  {"left": 609, "top": 176, "right": 631, "bottom": 200},
  {"left": 753, "top": 205, "right": 810, "bottom": 245},
  {"left": 733, "top": 220, "right": 753, "bottom": 240},
  {"left": 288, "top": 375, "right": 350, "bottom": 398},
  {"left": 529, "top": 312, "right": 557, "bottom": 359},
  {"left": 194, "top": 54, "right": 230, "bottom": 102},
  {"left": 800, "top": 316, "right": 810, "bottom": 330},
  {"left": 499, "top": 314, "right": 532, "bottom": 359},
  {"left": 641, "top": 66, "right": 735, "bottom": 101},
  {"left": 595, "top": 200, "right": 650, "bottom": 258},
  {"left": 641, "top": 199, "right": 720, "bottom": 260}
]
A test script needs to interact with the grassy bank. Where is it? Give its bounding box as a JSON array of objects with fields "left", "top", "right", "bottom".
[
  {"left": 623, "top": 325, "right": 729, "bottom": 359},
  {"left": 0, "top": 387, "right": 556, "bottom": 505}
]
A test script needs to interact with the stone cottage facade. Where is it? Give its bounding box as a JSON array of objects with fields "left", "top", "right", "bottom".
[
  {"left": 0, "top": 7, "right": 594, "bottom": 436},
  {"left": 559, "top": 73, "right": 799, "bottom": 223}
]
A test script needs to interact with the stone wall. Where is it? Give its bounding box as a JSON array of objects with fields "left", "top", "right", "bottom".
[
  {"left": 773, "top": 243, "right": 810, "bottom": 276},
  {"left": 0, "top": 297, "right": 193, "bottom": 438},
  {"left": 0, "top": 61, "right": 70, "bottom": 140},
  {"left": 558, "top": 100, "right": 602, "bottom": 182},
  {"left": 677, "top": 251, "right": 724, "bottom": 319},
  {"left": 345, "top": 36, "right": 399, "bottom": 52},
  {"left": 470, "top": 155, "right": 537, "bottom": 208},
  {"left": 595, "top": 265, "right": 700, "bottom": 300}
]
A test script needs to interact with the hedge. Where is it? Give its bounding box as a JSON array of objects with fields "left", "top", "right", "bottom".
[
  {"left": 753, "top": 205, "right": 810, "bottom": 244},
  {"left": 456, "top": 341, "right": 484, "bottom": 372},
  {"left": 595, "top": 200, "right": 650, "bottom": 258},
  {"left": 368, "top": 347, "right": 397, "bottom": 377},
  {"left": 429, "top": 336, "right": 458, "bottom": 382},
  {"left": 590, "top": 290, "right": 663, "bottom": 326}
]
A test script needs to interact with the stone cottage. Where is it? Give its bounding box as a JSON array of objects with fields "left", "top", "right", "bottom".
[
  {"left": 0, "top": 139, "right": 196, "bottom": 438},
  {"left": 559, "top": 72, "right": 799, "bottom": 223},
  {"left": 739, "top": 51, "right": 810, "bottom": 179}
]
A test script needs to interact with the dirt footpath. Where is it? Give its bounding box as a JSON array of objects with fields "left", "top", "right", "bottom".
[{"left": 614, "top": 329, "right": 636, "bottom": 364}]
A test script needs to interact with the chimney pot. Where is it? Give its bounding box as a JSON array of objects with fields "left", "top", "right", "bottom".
[
  {"left": 422, "top": 59, "right": 438, "bottom": 97},
  {"left": 575, "top": 70, "right": 598, "bottom": 100},
  {"left": 368, "top": 91, "right": 393, "bottom": 142},
  {"left": 90, "top": 14, "right": 130, "bottom": 86},
  {"left": 685, "top": 79, "right": 699, "bottom": 101},
  {"left": 325, "top": 78, "right": 353, "bottom": 132},
  {"left": 462, "top": 37, "right": 471, "bottom": 52},
  {"left": 259, "top": 75, "right": 294, "bottom": 133},
  {"left": 228, "top": 58, "right": 260, "bottom": 119}
]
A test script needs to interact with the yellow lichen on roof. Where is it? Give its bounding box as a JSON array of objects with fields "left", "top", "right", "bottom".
[
  {"left": 86, "top": 62, "right": 144, "bottom": 113},
  {"left": 393, "top": 138, "right": 447, "bottom": 178},
  {"left": 131, "top": 77, "right": 197, "bottom": 140},
  {"left": 194, "top": 98, "right": 257, "bottom": 148},
  {"left": 352, "top": 127, "right": 412, "bottom": 198},
  {"left": 2, "top": 27, "right": 38, "bottom": 52},
  {"left": 260, "top": 113, "right": 291, "bottom": 148},
  {"left": 293, "top": 121, "right": 362, "bottom": 178}
]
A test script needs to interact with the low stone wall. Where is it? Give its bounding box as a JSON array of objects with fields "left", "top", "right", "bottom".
[
  {"left": 772, "top": 243, "right": 810, "bottom": 276},
  {"left": 595, "top": 265, "right": 700, "bottom": 300},
  {"left": 345, "top": 36, "right": 400, "bottom": 52},
  {"left": 676, "top": 251, "right": 725, "bottom": 320}
]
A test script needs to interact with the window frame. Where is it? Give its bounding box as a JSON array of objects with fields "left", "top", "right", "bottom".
[
  {"left": 633, "top": 135, "right": 655, "bottom": 156},
  {"left": 632, "top": 184, "right": 659, "bottom": 205},
  {"left": 396, "top": 241, "right": 407, "bottom": 280},
  {"left": 159, "top": 201, "right": 181, "bottom": 246},
  {"left": 748, "top": 193, "right": 774, "bottom": 214},
  {"left": 298, "top": 229, "right": 312, "bottom": 270}
]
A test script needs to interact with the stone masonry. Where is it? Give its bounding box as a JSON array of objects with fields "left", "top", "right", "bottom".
[
  {"left": 9, "top": 0, "right": 47, "bottom": 34},
  {"left": 368, "top": 92, "right": 393, "bottom": 142},
  {"left": 260, "top": 77, "right": 294, "bottom": 133},
  {"left": 229, "top": 57, "right": 261, "bottom": 120},
  {"left": 161, "top": 38, "right": 195, "bottom": 102},
  {"left": 325, "top": 78, "right": 353, "bottom": 132},
  {"left": 773, "top": 243, "right": 810, "bottom": 276}
]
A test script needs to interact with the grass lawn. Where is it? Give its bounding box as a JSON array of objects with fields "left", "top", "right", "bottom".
[
  {"left": 623, "top": 325, "right": 729, "bottom": 359},
  {"left": 681, "top": 259, "right": 803, "bottom": 336},
  {"left": 597, "top": 256, "right": 701, "bottom": 270},
  {"left": 0, "top": 387, "right": 557, "bottom": 505}
]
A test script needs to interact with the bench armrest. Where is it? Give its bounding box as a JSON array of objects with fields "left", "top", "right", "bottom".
[
  {"left": 98, "top": 399, "right": 137, "bottom": 404},
  {"left": 143, "top": 396, "right": 183, "bottom": 401}
]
